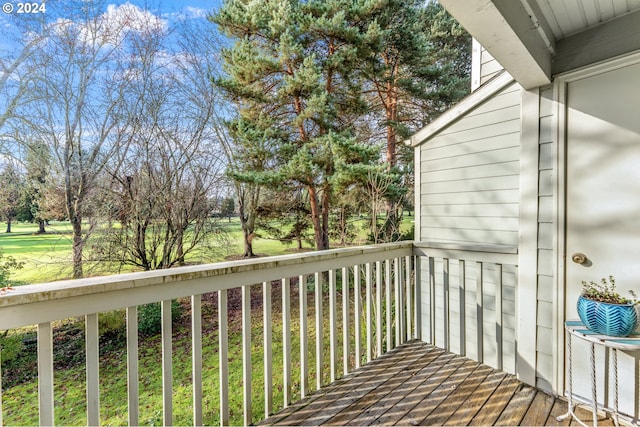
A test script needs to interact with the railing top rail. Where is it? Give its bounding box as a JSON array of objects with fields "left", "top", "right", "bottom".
[
  {"left": 413, "top": 241, "right": 518, "bottom": 265},
  {"left": 413, "top": 241, "right": 518, "bottom": 254},
  {"left": 0, "top": 242, "right": 413, "bottom": 310}
]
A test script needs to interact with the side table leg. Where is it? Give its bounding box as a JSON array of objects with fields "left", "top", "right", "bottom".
[
  {"left": 558, "top": 329, "right": 575, "bottom": 422},
  {"left": 590, "top": 342, "right": 598, "bottom": 427},
  {"left": 612, "top": 348, "right": 619, "bottom": 427}
]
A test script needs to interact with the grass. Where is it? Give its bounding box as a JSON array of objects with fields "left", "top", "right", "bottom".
[
  {"left": 0, "top": 216, "right": 410, "bottom": 425},
  {"left": 1, "top": 281, "right": 386, "bottom": 426},
  {"left": 0, "top": 215, "right": 414, "bottom": 284}
]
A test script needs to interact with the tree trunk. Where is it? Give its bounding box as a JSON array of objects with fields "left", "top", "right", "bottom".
[
  {"left": 5, "top": 218, "right": 11, "bottom": 233},
  {"left": 242, "top": 229, "right": 255, "bottom": 257},
  {"left": 383, "top": 69, "right": 400, "bottom": 242},
  {"left": 38, "top": 220, "right": 46, "bottom": 234},
  {"left": 308, "top": 186, "right": 325, "bottom": 251},
  {"left": 71, "top": 216, "right": 83, "bottom": 279},
  {"left": 321, "top": 185, "right": 330, "bottom": 250},
  {"left": 176, "top": 232, "right": 185, "bottom": 266}
]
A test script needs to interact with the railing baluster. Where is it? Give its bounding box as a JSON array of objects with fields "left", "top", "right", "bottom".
[
  {"left": 354, "top": 264, "right": 362, "bottom": 369},
  {"left": 315, "top": 272, "right": 323, "bottom": 390},
  {"left": 476, "top": 262, "right": 484, "bottom": 364},
  {"left": 282, "top": 278, "right": 292, "bottom": 407},
  {"left": 428, "top": 257, "right": 436, "bottom": 345},
  {"left": 405, "top": 256, "right": 412, "bottom": 340},
  {"left": 219, "top": 289, "right": 229, "bottom": 426},
  {"left": 0, "top": 344, "right": 3, "bottom": 427},
  {"left": 191, "top": 295, "right": 203, "bottom": 427},
  {"left": 413, "top": 256, "right": 426, "bottom": 341},
  {"left": 329, "top": 269, "right": 337, "bottom": 382},
  {"left": 365, "top": 262, "right": 373, "bottom": 363},
  {"left": 299, "top": 275, "right": 308, "bottom": 398},
  {"left": 443, "top": 258, "right": 450, "bottom": 351},
  {"left": 385, "top": 259, "right": 392, "bottom": 352},
  {"left": 86, "top": 313, "right": 100, "bottom": 426},
  {"left": 126, "top": 306, "right": 139, "bottom": 427},
  {"left": 161, "top": 300, "right": 173, "bottom": 426},
  {"left": 263, "top": 281, "right": 273, "bottom": 417},
  {"left": 495, "top": 264, "right": 503, "bottom": 371},
  {"left": 37, "top": 322, "right": 54, "bottom": 426},
  {"left": 375, "top": 261, "right": 382, "bottom": 357},
  {"left": 459, "top": 260, "right": 467, "bottom": 357},
  {"left": 242, "top": 285, "right": 252, "bottom": 426},
  {"left": 395, "top": 258, "right": 402, "bottom": 346},
  {"left": 342, "top": 266, "right": 349, "bottom": 376}
]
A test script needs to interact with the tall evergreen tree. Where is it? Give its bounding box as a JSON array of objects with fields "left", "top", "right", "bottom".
[
  {"left": 0, "top": 162, "right": 23, "bottom": 233},
  {"left": 23, "top": 141, "right": 51, "bottom": 233},
  {"left": 359, "top": 0, "right": 471, "bottom": 241},
  {"left": 214, "top": 0, "right": 380, "bottom": 251}
]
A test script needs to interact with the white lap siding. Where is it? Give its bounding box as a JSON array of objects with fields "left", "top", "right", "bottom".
[
  {"left": 419, "top": 82, "right": 521, "bottom": 247},
  {"left": 419, "top": 81, "right": 521, "bottom": 373}
]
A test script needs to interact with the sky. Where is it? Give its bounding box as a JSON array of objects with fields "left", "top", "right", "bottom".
[{"left": 0, "top": 0, "right": 223, "bottom": 52}]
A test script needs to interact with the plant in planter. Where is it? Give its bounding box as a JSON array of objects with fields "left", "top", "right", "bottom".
[{"left": 577, "top": 275, "right": 639, "bottom": 337}]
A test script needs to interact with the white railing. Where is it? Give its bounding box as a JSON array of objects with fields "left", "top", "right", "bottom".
[
  {"left": 0, "top": 242, "right": 417, "bottom": 426},
  {"left": 413, "top": 241, "right": 519, "bottom": 374}
]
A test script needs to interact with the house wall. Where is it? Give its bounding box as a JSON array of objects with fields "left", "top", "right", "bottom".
[
  {"left": 416, "top": 80, "right": 559, "bottom": 391},
  {"left": 418, "top": 81, "right": 521, "bottom": 374},
  {"left": 418, "top": 82, "right": 521, "bottom": 247},
  {"left": 472, "top": 38, "right": 505, "bottom": 91},
  {"left": 535, "top": 86, "right": 555, "bottom": 392}
]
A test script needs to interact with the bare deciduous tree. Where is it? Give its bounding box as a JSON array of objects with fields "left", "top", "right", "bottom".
[
  {"left": 18, "top": 1, "right": 164, "bottom": 278},
  {"left": 96, "top": 15, "right": 229, "bottom": 270}
]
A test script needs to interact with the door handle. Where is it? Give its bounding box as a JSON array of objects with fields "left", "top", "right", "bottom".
[{"left": 571, "top": 253, "right": 588, "bottom": 264}]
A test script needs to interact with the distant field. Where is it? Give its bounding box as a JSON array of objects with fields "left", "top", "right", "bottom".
[{"left": 0, "top": 215, "right": 414, "bottom": 284}]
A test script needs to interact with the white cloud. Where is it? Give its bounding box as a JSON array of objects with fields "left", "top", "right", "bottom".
[
  {"left": 162, "top": 6, "right": 209, "bottom": 22},
  {"left": 50, "top": 3, "right": 168, "bottom": 47},
  {"left": 102, "top": 3, "right": 167, "bottom": 36},
  {"left": 185, "top": 6, "right": 208, "bottom": 19}
]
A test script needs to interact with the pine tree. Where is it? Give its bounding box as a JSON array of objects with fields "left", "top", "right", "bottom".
[
  {"left": 214, "top": 0, "right": 381, "bottom": 251},
  {"left": 359, "top": 0, "right": 471, "bottom": 241},
  {"left": 0, "top": 162, "right": 23, "bottom": 233}
]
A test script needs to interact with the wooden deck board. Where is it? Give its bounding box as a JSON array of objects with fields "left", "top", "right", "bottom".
[
  {"left": 323, "top": 348, "right": 452, "bottom": 425},
  {"left": 269, "top": 342, "right": 433, "bottom": 426},
  {"left": 468, "top": 375, "right": 522, "bottom": 426},
  {"left": 520, "top": 391, "right": 555, "bottom": 426},
  {"left": 393, "top": 358, "right": 480, "bottom": 426},
  {"left": 419, "top": 364, "right": 495, "bottom": 426},
  {"left": 259, "top": 341, "right": 619, "bottom": 426},
  {"left": 356, "top": 353, "right": 464, "bottom": 426},
  {"left": 494, "top": 383, "right": 539, "bottom": 426}
]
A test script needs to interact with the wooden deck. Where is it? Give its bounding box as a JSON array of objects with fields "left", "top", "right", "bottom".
[{"left": 260, "top": 341, "right": 615, "bottom": 426}]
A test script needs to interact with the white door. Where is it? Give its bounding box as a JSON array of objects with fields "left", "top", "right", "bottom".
[{"left": 565, "top": 61, "right": 640, "bottom": 417}]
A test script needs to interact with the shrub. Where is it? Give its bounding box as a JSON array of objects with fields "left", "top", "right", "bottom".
[
  {"left": 0, "top": 332, "right": 24, "bottom": 363},
  {"left": 138, "top": 300, "right": 183, "bottom": 336},
  {"left": 99, "top": 309, "right": 126, "bottom": 335},
  {"left": 0, "top": 248, "right": 24, "bottom": 288}
]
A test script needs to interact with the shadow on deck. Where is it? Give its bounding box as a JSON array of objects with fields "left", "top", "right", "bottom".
[{"left": 259, "top": 341, "right": 614, "bottom": 426}]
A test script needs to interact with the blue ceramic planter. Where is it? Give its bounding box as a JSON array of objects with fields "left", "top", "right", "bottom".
[{"left": 577, "top": 295, "right": 638, "bottom": 337}]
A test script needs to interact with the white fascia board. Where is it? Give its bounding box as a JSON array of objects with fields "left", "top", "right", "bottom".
[
  {"left": 408, "top": 71, "right": 514, "bottom": 147},
  {"left": 440, "top": 0, "right": 552, "bottom": 90}
]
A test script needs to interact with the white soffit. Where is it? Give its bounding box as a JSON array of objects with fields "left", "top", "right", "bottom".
[
  {"left": 537, "top": 0, "right": 640, "bottom": 39},
  {"left": 441, "top": 0, "right": 640, "bottom": 88}
]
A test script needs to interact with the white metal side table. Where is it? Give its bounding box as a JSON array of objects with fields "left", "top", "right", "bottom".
[{"left": 558, "top": 320, "right": 640, "bottom": 427}]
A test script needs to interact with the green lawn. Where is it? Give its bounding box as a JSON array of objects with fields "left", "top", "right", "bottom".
[
  {"left": 1, "top": 282, "right": 380, "bottom": 426},
  {"left": 0, "top": 217, "right": 407, "bottom": 425},
  {"left": 0, "top": 216, "right": 414, "bottom": 285}
]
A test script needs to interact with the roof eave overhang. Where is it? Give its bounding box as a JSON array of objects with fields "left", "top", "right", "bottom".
[{"left": 440, "top": 0, "right": 553, "bottom": 90}]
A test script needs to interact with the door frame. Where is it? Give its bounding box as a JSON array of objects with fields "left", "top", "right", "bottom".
[{"left": 553, "top": 50, "right": 640, "bottom": 394}]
